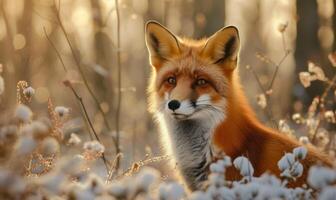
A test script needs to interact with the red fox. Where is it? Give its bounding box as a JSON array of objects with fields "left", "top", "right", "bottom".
[{"left": 144, "top": 21, "right": 332, "bottom": 190}]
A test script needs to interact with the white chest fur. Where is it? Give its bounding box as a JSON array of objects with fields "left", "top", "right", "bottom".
[{"left": 159, "top": 113, "right": 224, "bottom": 190}]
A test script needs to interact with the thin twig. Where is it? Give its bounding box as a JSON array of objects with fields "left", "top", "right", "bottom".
[
  {"left": 43, "top": 27, "right": 67, "bottom": 72},
  {"left": 43, "top": 26, "right": 110, "bottom": 170},
  {"left": 248, "top": 65, "right": 277, "bottom": 127},
  {"left": 114, "top": 0, "right": 122, "bottom": 173},
  {"left": 268, "top": 50, "right": 290, "bottom": 91},
  {"left": 64, "top": 80, "right": 110, "bottom": 173},
  {"left": 103, "top": 7, "right": 115, "bottom": 27},
  {"left": 107, "top": 153, "right": 123, "bottom": 182},
  {"left": 52, "top": 4, "right": 119, "bottom": 152}
]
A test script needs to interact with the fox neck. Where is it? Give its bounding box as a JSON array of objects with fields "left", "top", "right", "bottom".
[{"left": 212, "top": 70, "right": 263, "bottom": 158}]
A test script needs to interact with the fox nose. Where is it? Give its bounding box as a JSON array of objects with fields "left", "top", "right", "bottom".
[{"left": 168, "top": 100, "right": 180, "bottom": 111}]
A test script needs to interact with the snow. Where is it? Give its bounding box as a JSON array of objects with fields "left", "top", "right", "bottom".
[
  {"left": 319, "top": 186, "right": 336, "bottom": 200},
  {"left": 107, "top": 180, "right": 128, "bottom": 198},
  {"left": 134, "top": 167, "right": 160, "bottom": 192},
  {"left": 159, "top": 182, "right": 185, "bottom": 200}
]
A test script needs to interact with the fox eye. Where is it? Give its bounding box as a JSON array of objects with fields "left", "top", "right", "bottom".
[
  {"left": 196, "top": 78, "right": 207, "bottom": 86},
  {"left": 167, "top": 77, "right": 176, "bottom": 85}
]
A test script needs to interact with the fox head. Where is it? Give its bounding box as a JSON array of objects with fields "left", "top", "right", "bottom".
[{"left": 145, "top": 21, "right": 240, "bottom": 122}]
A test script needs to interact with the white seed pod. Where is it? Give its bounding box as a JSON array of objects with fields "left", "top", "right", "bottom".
[
  {"left": 233, "top": 156, "right": 254, "bottom": 177},
  {"left": 83, "top": 140, "right": 105, "bottom": 154},
  {"left": 54, "top": 106, "right": 70, "bottom": 118},
  {"left": 299, "top": 72, "right": 312, "bottom": 88},
  {"left": 41, "top": 137, "right": 60, "bottom": 156},
  {"left": 68, "top": 133, "right": 81, "bottom": 145},
  {"left": 23, "top": 86, "right": 35, "bottom": 98},
  {"left": 15, "top": 104, "right": 32, "bottom": 123},
  {"left": 277, "top": 153, "right": 295, "bottom": 171}
]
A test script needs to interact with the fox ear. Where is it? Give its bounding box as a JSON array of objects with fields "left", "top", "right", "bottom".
[
  {"left": 202, "top": 26, "right": 240, "bottom": 70},
  {"left": 145, "top": 21, "right": 180, "bottom": 69}
]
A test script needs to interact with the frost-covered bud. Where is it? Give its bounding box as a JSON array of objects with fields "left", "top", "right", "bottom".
[
  {"left": 55, "top": 106, "right": 70, "bottom": 118},
  {"left": 299, "top": 136, "right": 310, "bottom": 145},
  {"left": 107, "top": 181, "right": 128, "bottom": 199},
  {"left": 256, "top": 94, "right": 267, "bottom": 109},
  {"left": 15, "top": 104, "right": 32, "bottom": 123},
  {"left": 292, "top": 113, "right": 304, "bottom": 124},
  {"left": 83, "top": 140, "right": 105, "bottom": 160},
  {"left": 308, "top": 62, "right": 326, "bottom": 81},
  {"left": 158, "top": 182, "right": 185, "bottom": 200},
  {"left": 233, "top": 156, "right": 254, "bottom": 178},
  {"left": 308, "top": 166, "right": 336, "bottom": 189},
  {"left": 134, "top": 167, "right": 160, "bottom": 192},
  {"left": 68, "top": 133, "right": 81, "bottom": 145},
  {"left": 14, "top": 135, "right": 37, "bottom": 155},
  {"left": 41, "top": 137, "right": 59, "bottom": 156},
  {"left": 23, "top": 86, "right": 35, "bottom": 98},
  {"left": 324, "top": 110, "right": 335, "bottom": 123},
  {"left": 299, "top": 72, "right": 312, "bottom": 88},
  {"left": 293, "top": 146, "right": 307, "bottom": 160},
  {"left": 277, "top": 153, "right": 295, "bottom": 171}
]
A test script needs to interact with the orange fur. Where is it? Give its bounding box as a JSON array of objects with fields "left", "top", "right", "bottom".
[{"left": 145, "top": 21, "right": 333, "bottom": 188}]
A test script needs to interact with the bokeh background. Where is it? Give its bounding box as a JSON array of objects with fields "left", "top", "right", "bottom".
[{"left": 0, "top": 0, "right": 335, "bottom": 170}]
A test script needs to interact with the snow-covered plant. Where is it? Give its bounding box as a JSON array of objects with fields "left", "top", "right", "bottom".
[
  {"left": 278, "top": 146, "right": 307, "bottom": 183},
  {"left": 233, "top": 156, "right": 254, "bottom": 181}
]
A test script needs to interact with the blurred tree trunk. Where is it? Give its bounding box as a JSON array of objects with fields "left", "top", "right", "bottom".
[
  {"left": 17, "top": 0, "right": 33, "bottom": 82},
  {"left": 294, "top": 0, "right": 323, "bottom": 111},
  {"left": 90, "top": 0, "right": 115, "bottom": 130},
  {"left": 193, "top": 0, "right": 225, "bottom": 38}
]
